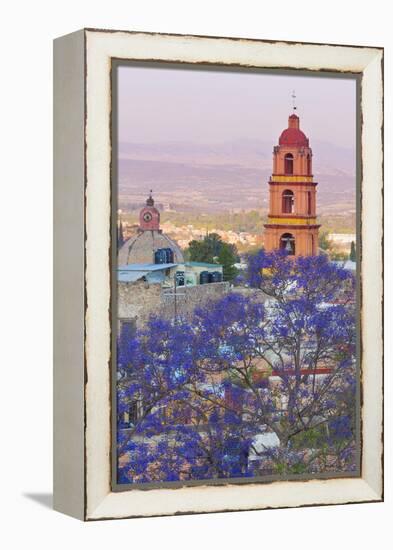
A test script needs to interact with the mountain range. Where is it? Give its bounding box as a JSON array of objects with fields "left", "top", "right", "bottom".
[{"left": 117, "top": 139, "right": 356, "bottom": 216}]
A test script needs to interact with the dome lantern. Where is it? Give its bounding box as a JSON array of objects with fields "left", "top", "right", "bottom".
[{"left": 279, "top": 114, "right": 309, "bottom": 147}]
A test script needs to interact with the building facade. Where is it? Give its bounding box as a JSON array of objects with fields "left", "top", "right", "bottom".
[{"left": 264, "top": 113, "right": 320, "bottom": 256}]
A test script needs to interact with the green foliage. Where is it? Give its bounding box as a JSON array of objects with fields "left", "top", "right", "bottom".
[
  {"left": 318, "top": 231, "right": 331, "bottom": 251},
  {"left": 289, "top": 463, "right": 308, "bottom": 474},
  {"left": 273, "top": 463, "right": 286, "bottom": 475},
  {"left": 187, "top": 233, "right": 222, "bottom": 263},
  {"left": 187, "top": 233, "right": 239, "bottom": 281},
  {"left": 291, "top": 426, "right": 327, "bottom": 450},
  {"left": 330, "top": 250, "right": 348, "bottom": 261},
  {"left": 350, "top": 241, "right": 356, "bottom": 262},
  {"left": 187, "top": 240, "right": 212, "bottom": 263},
  {"left": 218, "top": 245, "right": 238, "bottom": 282}
]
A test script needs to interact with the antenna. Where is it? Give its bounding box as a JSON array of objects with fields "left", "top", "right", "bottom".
[{"left": 291, "top": 90, "right": 297, "bottom": 111}]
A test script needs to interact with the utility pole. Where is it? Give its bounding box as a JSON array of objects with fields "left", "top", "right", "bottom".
[{"left": 162, "top": 272, "right": 186, "bottom": 323}]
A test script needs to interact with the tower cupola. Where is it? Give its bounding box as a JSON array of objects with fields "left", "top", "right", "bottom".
[
  {"left": 139, "top": 191, "right": 160, "bottom": 231},
  {"left": 279, "top": 114, "right": 309, "bottom": 147}
]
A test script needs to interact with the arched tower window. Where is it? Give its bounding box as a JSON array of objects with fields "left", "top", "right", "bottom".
[
  {"left": 307, "top": 154, "right": 312, "bottom": 175},
  {"left": 282, "top": 189, "right": 295, "bottom": 214},
  {"left": 284, "top": 153, "right": 294, "bottom": 175},
  {"left": 280, "top": 233, "right": 295, "bottom": 255}
]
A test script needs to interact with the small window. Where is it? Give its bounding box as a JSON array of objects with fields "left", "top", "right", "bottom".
[
  {"left": 284, "top": 153, "right": 294, "bottom": 175},
  {"left": 282, "top": 190, "right": 295, "bottom": 214}
]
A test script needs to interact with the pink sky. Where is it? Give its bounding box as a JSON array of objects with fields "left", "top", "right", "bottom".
[{"left": 117, "top": 64, "right": 357, "bottom": 150}]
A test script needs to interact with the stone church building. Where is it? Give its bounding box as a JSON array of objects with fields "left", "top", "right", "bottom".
[
  {"left": 118, "top": 192, "right": 184, "bottom": 266},
  {"left": 117, "top": 193, "right": 228, "bottom": 328}
]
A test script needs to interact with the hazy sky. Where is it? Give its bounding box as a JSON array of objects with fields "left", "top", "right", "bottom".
[{"left": 117, "top": 64, "right": 357, "bottom": 150}]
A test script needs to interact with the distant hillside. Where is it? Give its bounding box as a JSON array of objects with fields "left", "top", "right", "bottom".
[{"left": 117, "top": 139, "right": 356, "bottom": 216}]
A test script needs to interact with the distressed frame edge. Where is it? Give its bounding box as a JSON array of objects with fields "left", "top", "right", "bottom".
[
  {"left": 53, "top": 29, "right": 86, "bottom": 520},
  {"left": 81, "top": 30, "right": 383, "bottom": 521}
]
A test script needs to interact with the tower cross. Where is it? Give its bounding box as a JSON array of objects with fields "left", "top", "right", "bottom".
[{"left": 291, "top": 90, "right": 297, "bottom": 111}]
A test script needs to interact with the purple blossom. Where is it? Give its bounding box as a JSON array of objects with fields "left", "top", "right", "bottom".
[{"left": 117, "top": 250, "right": 357, "bottom": 483}]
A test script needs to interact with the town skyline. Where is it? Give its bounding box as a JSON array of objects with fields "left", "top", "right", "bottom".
[{"left": 116, "top": 65, "right": 357, "bottom": 231}]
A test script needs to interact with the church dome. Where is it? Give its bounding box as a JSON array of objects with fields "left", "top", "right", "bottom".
[
  {"left": 279, "top": 114, "right": 309, "bottom": 147},
  {"left": 118, "top": 191, "right": 185, "bottom": 265},
  {"left": 118, "top": 231, "right": 184, "bottom": 265}
]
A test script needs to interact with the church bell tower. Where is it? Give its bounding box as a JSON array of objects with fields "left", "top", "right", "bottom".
[
  {"left": 139, "top": 190, "right": 160, "bottom": 232},
  {"left": 264, "top": 108, "right": 320, "bottom": 256}
]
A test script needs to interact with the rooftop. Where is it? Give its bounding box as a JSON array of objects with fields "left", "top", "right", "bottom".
[
  {"left": 185, "top": 261, "right": 223, "bottom": 269},
  {"left": 118, "top": 270, "right": 149, "bottom": 283},
  {"left": 118, "top": 263, "right": 178, "bottom": 272},
  {"left": 332, "top": 260, "right": 356, "bottom": 271},
  {"left": 279, "top": 127, "right": 309, "bottom": 147}
]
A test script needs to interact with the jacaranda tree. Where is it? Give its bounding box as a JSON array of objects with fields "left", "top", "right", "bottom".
[{"left": 117, "top": 250, "right": 357, "bottom": 483}]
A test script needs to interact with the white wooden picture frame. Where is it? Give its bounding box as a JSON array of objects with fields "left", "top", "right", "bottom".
[{"left": 53, "top": 28, "right": 383, "bottom": 521}]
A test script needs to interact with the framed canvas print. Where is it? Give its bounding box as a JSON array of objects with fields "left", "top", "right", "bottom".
[{"left": 53, "top": 29, "right": 383, "bottom": 520}]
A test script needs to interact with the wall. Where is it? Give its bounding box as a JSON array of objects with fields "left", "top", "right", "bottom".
[
  {"left": 118, "top": 279, "right": 162, "bottom": 323},
  {"left": 118, "top": 280, "right": 230, "bottom": 325}
]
